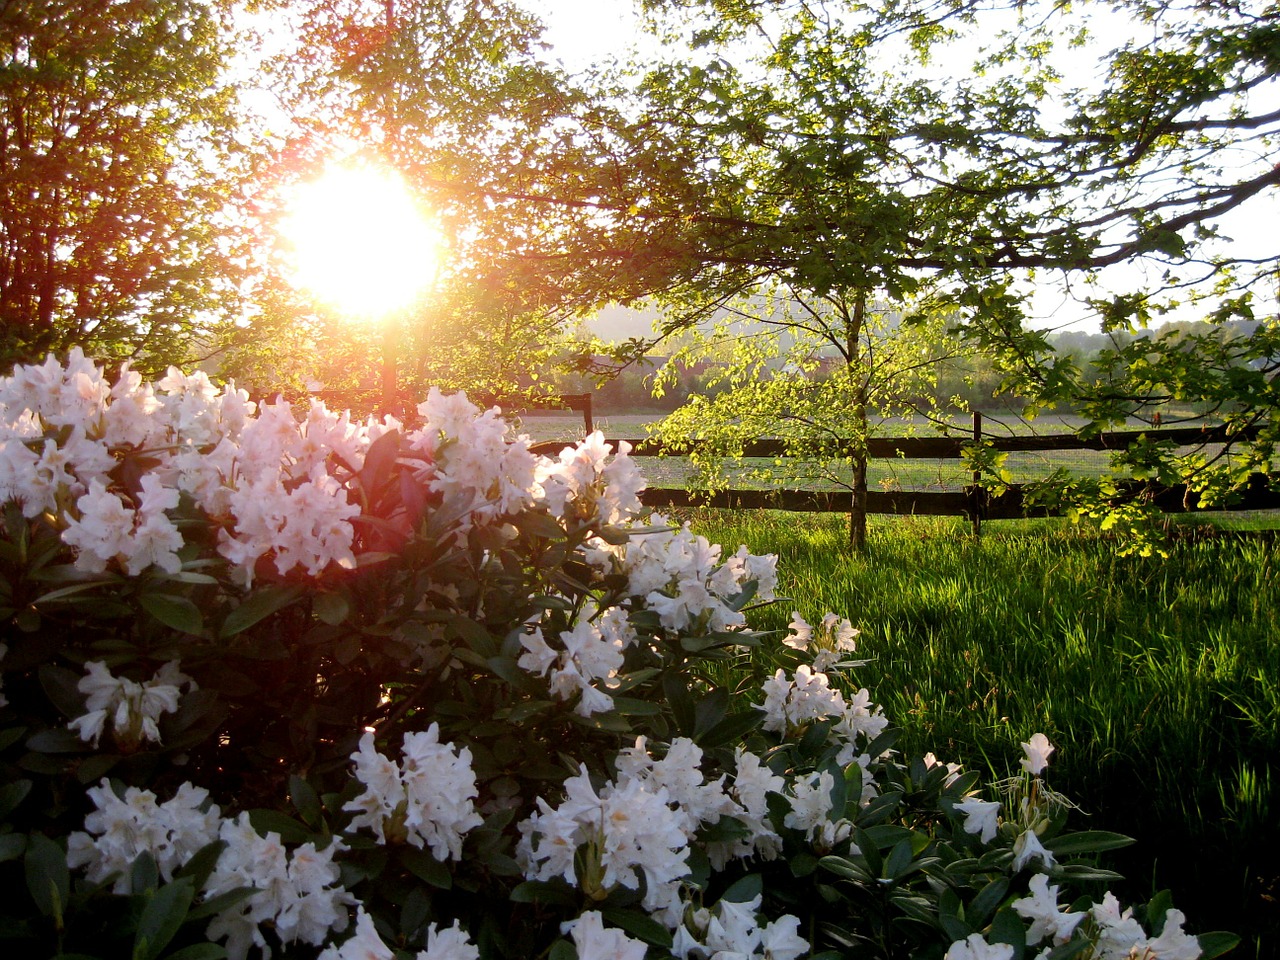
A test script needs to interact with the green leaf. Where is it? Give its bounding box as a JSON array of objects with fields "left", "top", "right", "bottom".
[
  {"left": 359, "top": 428, "right": 402, "bottom": 493},
  {"left": 220, "top": 586, "right": 303, "bottom": 638},
  {"left": 133, "top": 877, "right": 194, "bottom": 960},
  {"left": 246, "top": 810, "right": 310, "bottom": 845},
  {"left": 173, "top": 840, "right": 226, "bottom": 890},
  {"left": 662, "top": 672, "right": 696, "bottom": 737},
  {"left": 989, "top": 905, "right": 1027, "bottom": 960},
  {"left": 0, "top": 832, "right": 28, "bottom": 862},
  {"left": 486, "top": 655, "right": 531, "bottom": 687},
  {"left": 1043, "top": 830, "right": 1134, "bottom": 856},
  {"left": 75, "top": 753, "right": 121, "bottom": 785},
  {"left": 692, "top": 686, "right": 729, "bottom": 738},
  {"left": 24, "top": 832, "right": 69, "bottom": 921},
  {"left": 139, "top": 593, "right": 205, "bottom": 636},
  {"left": 132, "top": 850, "right": 160, "bottom": 892},
  {"left": 186, "top": 886, "right": 257, "bottom": 922},
  {"left": 818, "top": 854, "right": 872, "bottom": 883},
  {"left": 967, "top": 877, "right": 1009, "bottom": 927},
  {"left": 400, "top": 848, "right": 453, "bottom": 889},
  {"left": 548, "top": 939, "right": 576, "bottom": 960},
  {"left": 288, "top": 775, "right": 322, "bottom": 829},
  {"left": 789, "top": 851, "right": 819, "bottom": 877},
  {"left": 720, "top": 873, "right": 763, "bottom": 903},
  {"left": 696, "top": 710, "right": 762, "bottom": 748},
  {"left": 881, "top": 838, "right": 915, "bottom": 881},
  {"left": 313, "top": 591, "right": 350, "bottom": 626},
  {"left": 26, "top": 727, "right": 85, "bottom": 754},
  {"left": 509, "top": 880, "right": 578, "bottom": 908},
  {"left": 1197, "top": 932, "right": 1242, "bottom": 959},
  {"left": 609, "top": 697, "right": 663, "bottom": 716},
  {"left": 0, "top": 778, "right": 32, "bottom": 820},
  {"left": 40, "top": 664, "right": 86, "bottom": 718}
]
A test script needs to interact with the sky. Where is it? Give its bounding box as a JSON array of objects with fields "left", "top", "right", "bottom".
[{"left": 519, "top": 0, "right": 642, "bottom": 71}]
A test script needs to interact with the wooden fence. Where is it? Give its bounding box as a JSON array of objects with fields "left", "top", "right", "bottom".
[{"left": 527, "top": 412, "right": 1279, "bottom": 525}]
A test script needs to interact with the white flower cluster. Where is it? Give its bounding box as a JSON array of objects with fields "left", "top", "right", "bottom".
[
  {"left": 0, "top": 352, "right": 651, "bottom": 587},
  {"left": 319, "top": 908, "right": 479, "bottom": 960},
  {"left": 758, "top": 663, "right": 888, "bottom": 759},
  {"left": 562, "top": 911, "right": 649, "bottom": 960},
  {"left": 344, "top": 726, "right": 483, "bottom": 859},
  {"left": 408, "top": 389, "right": 645, "bottom": 529},
  {"left": 784, "top": 610, "right": 860, "bottom": 672},
  {"left": 517, "top": 737, "right": 795, "bottom": 931},
  {"left": 671, "top": 895, "right": 809, "bottom": 960},
  {"left": 517, "top": 764, "right": 692, "bottom": 921},
  {"left": 67, "top": 779, "right": 221, "bottom": 893},
  {"left": 946, "top": 733, "right": 1202, "bottom": 960},
  {"left": 67, "top": 660, "right": 195, "bottom": 751},
  {"left": 586, "top": 514, "right": 778, "bottom": 632},
  {"left": 518, "top": 602, "right": 637, "bottom": 716},
  {"left": 205, "top": 814, "right": 354, "bottom": 960},
  {"left": 614, "top": 737, "right": 783, "bottom": 868},
  {"left": 945, "top": 888, "right": 1203, "bottom": 960},
  {"left": 68, "top": 780, "right": 353, "bottom": 960}
]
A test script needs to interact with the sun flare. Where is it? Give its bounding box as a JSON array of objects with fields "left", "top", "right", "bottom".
[{"left": 279, "top": 163, "right": 440, "bottom": 318}]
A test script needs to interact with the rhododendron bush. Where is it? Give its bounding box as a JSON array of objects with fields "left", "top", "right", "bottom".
[{"left": 0, "top": 351, "right": 1236, "bottom": 960}]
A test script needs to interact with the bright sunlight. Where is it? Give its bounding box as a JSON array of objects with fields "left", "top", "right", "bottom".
[{"left": 279, "top": 162, "right": 440, "bottom": 319}]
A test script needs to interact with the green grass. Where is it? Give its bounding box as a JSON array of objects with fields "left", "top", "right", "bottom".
[{"left": 683, "top": 510, "right": 1279, "bottom": 955}]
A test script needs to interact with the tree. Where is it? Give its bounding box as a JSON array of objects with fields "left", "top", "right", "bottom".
[
  {"left": 461, "top": 0, "right": 1279, "bottom": 541},
  {"left": 225, "top": 0, "right": 614, "bottom": 408},
  {"left": 652, "top": 284, "right": 968, "bottom": 548},
  {"left": 0, "top": 0, "right": 245, "bottom": 372}
]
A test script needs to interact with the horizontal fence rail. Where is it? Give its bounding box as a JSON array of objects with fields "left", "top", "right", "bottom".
[{"left": 527, "top": 418, "right": 1278, "bottom": 521}]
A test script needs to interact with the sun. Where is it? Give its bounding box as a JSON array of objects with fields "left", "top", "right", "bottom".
[{"left": 279, "top": 162, "right": 441, "bottom": 319}]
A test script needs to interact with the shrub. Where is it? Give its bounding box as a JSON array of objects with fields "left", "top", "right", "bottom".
[{"left": 0, "top": 350, "right": 1235, "bottom": 959}]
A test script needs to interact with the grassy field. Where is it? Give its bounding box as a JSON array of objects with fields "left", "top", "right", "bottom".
[{"left": 679, "top": 510, "right": 1278, "bottom": 956}]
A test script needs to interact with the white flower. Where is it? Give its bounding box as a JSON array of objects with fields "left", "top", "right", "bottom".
[
  {"left": 562, "top": 911, "right": 649, "bottom": 960},
  {"left": 517, "top": 767, "right": 690, "bottom": 915},
  {"left": 420, "top": 919, "right": 480, "bottom": 960},
  {"left": 783, "top": 612, "right": 812, "bottom": 650},
  {"left": 66, "top": 780, "right": 220, "bottom": 894},
  {"left": 944, "top": 934, "right": 1015, "bottom": 960},
  {"left": 67, "top": 660, "right": 194, "bottom": 751},
  {"left": 204, "top": 813, "right": 353, "bottom": 960},
  {"left": 1012, "top": 874, "right": 1083, "bottom": 945},
  {"left": 1011, "top": 828, "right": 1057, "bottom": 873},
  {"left": 760, "top": 914, "right": 809, "bottom": 960},
  {"left": 1140, "top": 909, "right": 1202, "bottom": 960},
  {"left": 785, "top": 770, "right": 852, "bottom": 847},
  {"left": 344, "top": 727, "right": 482, "bottom": 860},
  {"left": 1089, "top": 892, "right": 1146, "bottom": 959},
  {"left": 317, "top": 908, "right": 393, "bottom": 960},
  {"left": 1020, "top": 733, "right": 1055, "bottom": 776},
  {"left": 759, "top": 665, "right": 847, "bottom": 735},
  {"left": 955, "top": 797, "right": 1002, "bottom": 843}
]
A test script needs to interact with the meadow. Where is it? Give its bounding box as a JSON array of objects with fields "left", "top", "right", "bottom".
[{"left": 681, "top": 509, "right": 1279, "bottom": 956}]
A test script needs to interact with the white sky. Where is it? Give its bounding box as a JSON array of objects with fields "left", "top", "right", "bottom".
[{"left": 520, "top": 0, "right": 642, "bottom": 71}]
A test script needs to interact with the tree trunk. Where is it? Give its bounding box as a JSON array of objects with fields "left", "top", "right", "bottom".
[
  {"left": 850, "top": 447, "right": 868, "bottom": 551},
  {"left": 848, "top": 289, "right": 869, "bottom": 552}
]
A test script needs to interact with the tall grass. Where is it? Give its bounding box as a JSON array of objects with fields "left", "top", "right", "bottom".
[{"left": 685, "top": 510, "right": 1279, "bottom": 955}]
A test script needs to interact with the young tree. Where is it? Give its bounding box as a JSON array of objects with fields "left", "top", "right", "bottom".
[{"left": 653, "top": 283, "right": 967, "bottom": 548}]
